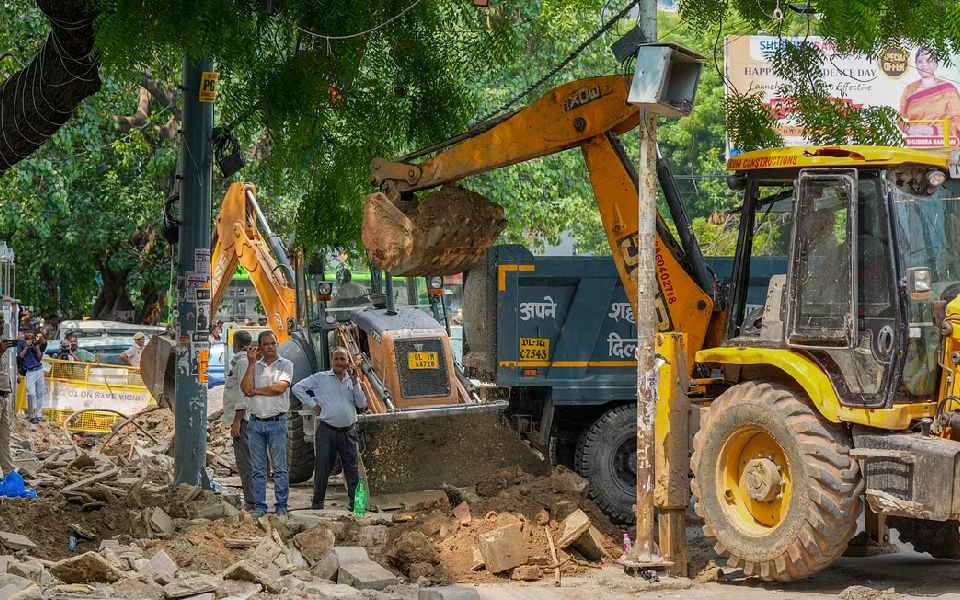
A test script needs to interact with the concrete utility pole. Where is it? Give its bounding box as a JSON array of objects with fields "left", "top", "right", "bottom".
[
  {"left": 631, "top": 0, "right": 661, "bottom": 565},
  {"left": 173, "top": 57, "right": 215, "bottom": 487}
]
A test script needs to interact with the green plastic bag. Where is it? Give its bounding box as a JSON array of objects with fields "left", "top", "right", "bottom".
[{"left": 353, "top": 478, "right": 367, "bottom": 516}]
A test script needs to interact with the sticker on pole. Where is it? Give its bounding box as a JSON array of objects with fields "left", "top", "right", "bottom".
[
  {"left": 199, "top": 72, "right": 219, "bottom": 103},
  {"left": 519, "top": 337, "right": 550, "bottom": 361}
]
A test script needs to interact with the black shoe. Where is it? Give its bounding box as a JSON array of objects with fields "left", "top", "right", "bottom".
[{"left": 311, "top": 505, "right": 324, "bottom": 510}]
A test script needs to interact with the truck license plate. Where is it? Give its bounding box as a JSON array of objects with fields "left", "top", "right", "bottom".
[
  {"left": 519, "top": 337, "right": 550, "bottom": 361},
  {"left": 408, "top": 351, "right": 439, "bottom": 369}
]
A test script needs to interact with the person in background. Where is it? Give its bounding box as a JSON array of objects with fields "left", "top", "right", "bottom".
[
  {"left": 120, "top": 332, "right": 146, "bottom": 368},
  {"left": 223, "top": 330, "right": 254, "bottom": 512},
  {"left": 16, "top": 329, "right": 45, "bottom": 423},
  {"left": 241, "top": 331, "right": 293, "bottom": 518},
  {"left": 291, "top": 346, "right": 367, "bottom": 511},
  {"left": 0, "top": 314, "right": 17, "bottom": 475},
  {"left": 59, "top": 332, "right": 95, "bottom": 362}
]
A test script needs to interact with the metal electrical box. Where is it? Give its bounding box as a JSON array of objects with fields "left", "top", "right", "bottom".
[{"left": 627, "top": 43, "right": 704, "bottom": 117}]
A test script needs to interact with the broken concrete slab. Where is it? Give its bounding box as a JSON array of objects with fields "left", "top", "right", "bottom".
[
  {"left": 0, "top": 573, "right": 33, "bottom": 595},
  {"left": 354, "top": 525, "right": 389, "bottom": 552},
  {"left": 557, "top": 509, "right": 591, "bottom": 548},
  {"left": 48, "top": 552, "right": 123, "bottom": 584},
  {"left": 216, "top": 580, "right": 262, "bottom": 600},
  {"left": 333, "top": 546, "right": 370, "bottom": 564},
  {"left": 161, "top": 575, "right": 218, "bottom": 598},
  {"left": 221, "top": 560, "right": 283, "bottom": 594},
  {"left": 419, "top": 586, "right": 482, "bottom": 600},
  {"left": 471, "top": 547, "right": 484, "bottom": 572},
  {"left": 511, "top": 565, "right": 543, "bottom": 581},
  {"left": 573, "top": 525, "right": 606, "bottom": 562},
  {"left": 6, "top": 583, "right": 39, "bottom": 599},
  {"left": 311, "top": 551, "right": 339, "bottom": 581},
  {"left": 292, "top": 525, "right": 335, "bottom": 564},
  {"left": 336, "top": 558, "right": 399, "bottom": 591},
  {"left": 150, "top": 507, "right": 175, "bottom": 537},
  {"left": 140, "top": 549, "right": 178, "bottom": 584},
  {"left": 301, "top": 581, "right": 364, "bottom": 599},
  {"left": 0, "top": 532, "right": 35, "bottom": 551},
  {"left": 6, "top": 560, "right": 42, "bottom": 583},
  {"left": 477, "top": 522, "right": 526, "bottom": 573}
]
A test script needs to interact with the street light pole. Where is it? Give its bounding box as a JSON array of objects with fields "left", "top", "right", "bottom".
[{"left": 173, "top": 56, "right": 215, "bottom": 487}]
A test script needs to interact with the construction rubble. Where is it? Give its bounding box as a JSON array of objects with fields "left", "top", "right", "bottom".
[{"left": 0, "top": 408, "right": 637, "bottom": 599}]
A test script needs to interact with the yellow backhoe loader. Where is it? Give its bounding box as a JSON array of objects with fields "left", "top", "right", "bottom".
[
  {"left": 142, "top": 182, "right": 545, "bottom": 493},
  {"left": 364, "top": 73, "right": 960, "bottom": 580}
]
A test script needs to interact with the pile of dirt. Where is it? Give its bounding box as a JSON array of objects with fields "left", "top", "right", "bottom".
[
  {"left": 98, "top": 408, "right": 174, "bottom": 457},
  {"left": 384, "top": 466, "right": 625, "bottom": 584},
  {"left": 151, "top": 518, "right": 264, "bottom": 574},
  {"left": 14, "top": 418, "right": 76, "bottom": 454},
  {"left": 0, "top": 497, "right": 148, "bottom": 560}
]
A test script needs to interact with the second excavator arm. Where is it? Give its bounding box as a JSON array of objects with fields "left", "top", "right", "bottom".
[
  {"left": 211, "top": 182, "right": 297, "bottom": 342},
  {"left": 367, "top": 75, "right": 716, "bottom": 363}
]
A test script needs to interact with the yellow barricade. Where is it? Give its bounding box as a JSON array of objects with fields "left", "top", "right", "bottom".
[{"left": 30, "top": 358, "right": 156, "bottom": 433}]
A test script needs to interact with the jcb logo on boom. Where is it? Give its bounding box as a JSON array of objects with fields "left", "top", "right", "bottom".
[
  {"left": 617, "top": 232, "right": 674, "bottom": 332},
  {"left": 564, "top": 85, "right": 602, "bottom": 111}
]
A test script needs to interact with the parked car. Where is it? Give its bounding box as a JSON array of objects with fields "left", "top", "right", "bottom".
[{"left": 47, "top": 320, "right": 167, "bottom": 365}]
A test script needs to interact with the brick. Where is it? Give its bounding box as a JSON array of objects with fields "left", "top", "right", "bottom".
[
  {"left": 336, "top": 559, "right": 398, "bottom": 590},
  {"left": 7, "top": 560, "right": 42, "bottom": 583},
  {"left": 418, "top": 586, "right": 482, "bottom": 600},
  {"left": 557, "top": 509, "right": 591, "bottom": 548},
  {"left": 573, "top": 526, "right": 606, "bottom": 562},
  {"left": 477, "top": 522, "right": 526, "bottom": 573},
  {"left": 452, "top": 502, "right": 472, "bottom": 526}
]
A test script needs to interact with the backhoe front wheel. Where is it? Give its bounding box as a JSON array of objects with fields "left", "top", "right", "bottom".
[{"left": 691, "top": 382, "right": 862, "bottom": 581}]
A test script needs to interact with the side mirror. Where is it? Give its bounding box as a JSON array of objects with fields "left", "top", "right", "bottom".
[{"left": 907, "top": 267, "right": 933, "bottom": 301}]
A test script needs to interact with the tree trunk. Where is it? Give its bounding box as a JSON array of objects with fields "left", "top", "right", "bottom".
[
  {"left": 0, "top": 0, "right": 100, "bottom": 171},
  {"left": 91, "top": 268, "right": 136, "bottom": 322}
]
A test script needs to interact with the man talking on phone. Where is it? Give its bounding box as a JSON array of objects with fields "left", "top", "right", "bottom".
[{"left": 292, "top": 346, "right": 367, "bottom": 511}]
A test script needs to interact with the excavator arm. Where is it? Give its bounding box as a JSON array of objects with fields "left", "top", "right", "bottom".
[
  {"left": 211, "top": 182, "right": 297, "bottom": 342},
  {"left": 367, "top": 75, "right": 715, "bottom": 362}
]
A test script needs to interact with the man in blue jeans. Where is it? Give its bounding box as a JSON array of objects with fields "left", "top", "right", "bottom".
[
  {"left": 17, "top": 329, "right": 46, "bottom": 423},
  {"left": 241, "top": 331, "right": 293, "bottom": 518}
]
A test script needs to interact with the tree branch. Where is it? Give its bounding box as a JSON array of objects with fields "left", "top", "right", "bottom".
[{"left": 0, "top": 0, "right": 100, "bottom": 171}]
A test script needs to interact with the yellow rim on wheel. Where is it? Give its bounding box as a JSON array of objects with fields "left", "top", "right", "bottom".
[{"left": 716, "top": 426, "right": 793, "bottom": 536}]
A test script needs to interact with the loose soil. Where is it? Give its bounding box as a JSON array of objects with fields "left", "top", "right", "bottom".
[{"left": 151, "top": 518, "right": 265, "bottom": 574}]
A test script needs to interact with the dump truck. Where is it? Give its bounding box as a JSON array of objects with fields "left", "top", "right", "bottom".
[
  {"left": 363, "top": 72, "right": 960, "bottom": 580},
  {"left": 459, "top": 244, "right": 785, "bottom": 523},
  {"left": 141, "top": 183, "right": 544, "bottom": 493}
]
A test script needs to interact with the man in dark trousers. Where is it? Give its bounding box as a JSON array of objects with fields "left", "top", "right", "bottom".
[{"left": 291, "top": 346, "right": 367, "bottom": 510}]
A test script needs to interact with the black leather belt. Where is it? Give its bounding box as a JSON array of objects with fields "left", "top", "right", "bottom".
[
  {"left": 319, "top": 420, "right": 355, "bottom": 433},
  {"left": 252, "top": 414, "right": 285, "bottom": 422}
]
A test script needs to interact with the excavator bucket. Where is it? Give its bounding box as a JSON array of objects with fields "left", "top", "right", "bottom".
[
  {"left": 140, "top": 335, "right": 176, "bottom": 410},
  {"left": 357, "top": 402, "right": 550, "bottom": 496},
  {"left": 362, "top": 186, "right": 507, "bottom": 276}
]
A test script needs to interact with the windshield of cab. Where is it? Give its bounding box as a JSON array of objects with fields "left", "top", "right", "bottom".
[{"left": 892, "top": 178, "right": 960, "bottom": 398}]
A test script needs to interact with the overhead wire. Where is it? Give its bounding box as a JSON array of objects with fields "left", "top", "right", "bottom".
[{"left": 296, "top": 0, "right": 424, "bottom": 41}]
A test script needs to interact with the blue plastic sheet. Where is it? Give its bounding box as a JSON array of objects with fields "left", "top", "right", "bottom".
[{"left": 0, "top": 471, "right": 37, "bottom": 498}]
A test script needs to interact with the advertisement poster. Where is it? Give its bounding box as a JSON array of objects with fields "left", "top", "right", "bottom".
[{"left": 725, "top": 36, "right": 960, "bottom": 154}]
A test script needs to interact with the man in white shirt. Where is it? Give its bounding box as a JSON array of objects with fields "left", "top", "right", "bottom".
[
  {"left": 222, "top": 330, "right": 254, "bottom": 512},
  {"left": 241, "top": 331, "right": 293, "bottom": 518},
  {"left": 292, "top": 347, "right": 367, "bottom": 511},
  {"left": 120, "top": 332, "right": 146, "bottom": 367}
]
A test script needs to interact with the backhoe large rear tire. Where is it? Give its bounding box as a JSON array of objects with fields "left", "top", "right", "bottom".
[
  {"left": 287, "top": 399, "right": 315, "bottom": 485},
  {"left": 575, "top": 404, "right": 636, "bottom": 524},
  {"left": 691, "top": 382, "right": 862, "bottom": 581}
]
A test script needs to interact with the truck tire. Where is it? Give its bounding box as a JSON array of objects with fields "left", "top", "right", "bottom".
[
  {"left": 890, "top": 518, "right": 960, "bottom": 558},
  {"left": 287, "top": 398, "right": 315, "bottom": 485},
  {"left": 575, "top": 404, "right": 637, "bottom": 524},
  {"left": 691, "top": 382, "right": 862, "bottom": 581}
]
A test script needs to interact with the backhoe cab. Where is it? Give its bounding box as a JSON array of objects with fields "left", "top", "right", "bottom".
[{"left": 362, "top": 71, "right": 960, "bottom": 580}]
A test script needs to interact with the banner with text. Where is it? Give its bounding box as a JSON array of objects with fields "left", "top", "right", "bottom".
[{"left": 725, "top": 35, "right": 960, "bottom": 154}]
